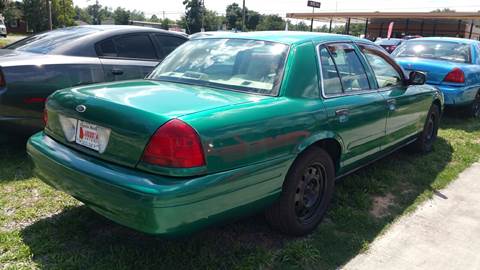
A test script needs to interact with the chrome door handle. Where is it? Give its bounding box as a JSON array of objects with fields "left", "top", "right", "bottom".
[
  {"left": 335, "top": 108, "right": 350, "bottom": 116},
  {"left": 112, "top": 69, "right": 124, "bottom": 75},
  {"left": 386, "top": 99, "right": 397, "bottom": 111}
]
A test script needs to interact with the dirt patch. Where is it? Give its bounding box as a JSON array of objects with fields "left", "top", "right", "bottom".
[{"left": 370, "top": 193, "right": 396, "bottom": 218}]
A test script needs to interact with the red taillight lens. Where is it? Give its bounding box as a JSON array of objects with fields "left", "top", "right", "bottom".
[
  {"left": 142, "top": 119, "right": 205, "bottom": 168},
  {"left": 444, "top": 68, "right": 465, "bottom": 83},
  {"left": 43, "top": 109, "right": 48, "bottom": 126},
  {"left": 0, "top": 70, "right": 5, "bottom": 88}
]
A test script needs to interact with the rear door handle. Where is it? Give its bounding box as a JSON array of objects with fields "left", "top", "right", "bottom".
[
  {"left": 111, "top": 69, "right": 124, "bottom": 75},
  {"left": 387, "top": 99, "right": 397, "bottom": 111},
  {"left": 335, "top": 108, "right": 350, "bottom": 116}
]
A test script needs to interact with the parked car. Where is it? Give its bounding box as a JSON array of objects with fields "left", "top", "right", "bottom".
[
  {"left": 375, "top": 38, "right": 404, "bottom": 53},
  {"left": 393, "top": 37, "right": 480, "bottom": 117},
  {"left": 0, "top": 18, "right": 7, "bottom": 37},
  {"left": 28, "top": 32, "right": 443, "bottom": 236},
  {"left": 0, "top": 25, "right": 187, "bottom": 135}
]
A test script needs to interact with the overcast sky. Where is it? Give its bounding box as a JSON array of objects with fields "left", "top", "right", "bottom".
[{"left": 73, "top": 0, "right": 480, "bottom": 22}]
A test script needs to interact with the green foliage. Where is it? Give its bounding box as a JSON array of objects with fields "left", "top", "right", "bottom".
[
  {"left": 256, "top": 14, "right": 285, "bottom": 31},
  {"left": 113, "top": 7, "right": 129, "bottom": 25},
  {"left": 22, "top": 0, "right": 48, "bottom": 32},
  {"left": 183, "top": 0, "right": 203, "bottom": 34},
  {"left": 225, "top": 3, "right": 242, "bottom": 30},
  {"left": 51, "top": 0, "right": 76, "bottom": 27},
  {"left": 3, "top": 1, "right": 23, "bottom": 25},
  {"left": 149, "top": 14, "right": 160, "bottom": 23},
  {"left": 86, "top": 0, "right": 110, "bottom": 25},
  {"left": 74, "top": 5, "right": 91, "bottom": 24}
]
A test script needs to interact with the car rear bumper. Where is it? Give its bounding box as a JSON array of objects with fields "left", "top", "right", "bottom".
[
  {"left": 437, "top": 85, "right": 478, "bottom": 106},
  {"left": 27, "top": 133, "right": 289, "bottom": 236}
]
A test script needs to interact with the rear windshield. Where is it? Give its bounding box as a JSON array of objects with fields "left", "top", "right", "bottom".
[
  {"left": 5, "top": 27, "right": 100, "bottom": 54},
  {"left": 375, "top": 39, "right": 402, "bottom": 46},
  {"left": 393, "top": 40, "right": 471, "bottom": 63},
  {"left": 148, "top": 38, "right": 289, "bottom": 96}
]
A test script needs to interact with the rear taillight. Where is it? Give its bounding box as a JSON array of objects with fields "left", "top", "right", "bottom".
[
  {"left": 0, "top": 70, "right": 5, "bottom": 88},
  {"left": 142, "top": 119, "right": 205, "bottom": 168},
  {"left": 444, "top": 68, "right": 465, "bottom": 83},
  {"left": 43, "top": 109, "right": 48, "bottom": 126}
]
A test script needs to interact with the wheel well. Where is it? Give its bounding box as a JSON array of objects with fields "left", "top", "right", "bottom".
[
  {"left": 433, "top": 99, "right": 442, "bottom": 114},
  {"left": 307, "top": 139, "right": 341, "bottom": 174}
]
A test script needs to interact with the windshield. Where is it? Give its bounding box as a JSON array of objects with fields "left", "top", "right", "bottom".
[
  {"left": 5, "top": 27, "right": 101, "bottom": 54},
  {"left": 148, "top": 38, "right": 289, "bottom": 95},
  {"left": 393, "top": 40, "right": 471, "bottom": 63}
]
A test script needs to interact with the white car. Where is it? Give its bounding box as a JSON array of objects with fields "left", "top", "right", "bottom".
[{"left": 0, "top": 19, "right": 7, "bottom": 37}]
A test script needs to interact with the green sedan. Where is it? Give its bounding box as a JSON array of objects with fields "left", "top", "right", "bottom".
[{"left": 27, "top": 32, "right": 444, "bottom": 236}]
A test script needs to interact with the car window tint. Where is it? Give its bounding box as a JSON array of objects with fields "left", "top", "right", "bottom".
[
  {"left": 361, "top": 47, "right": 403, "bottom": 88},
  {"left": 97, "top": 38, "right": 117, "bottom": 57},
  {"left": 319, "top": 46, "right": 343, "bottom": 95},
  {"left": 154, "top": 35, "right": 186, "bottom": 58},
  {"left": 326, "top": 43, "right": 370, "bottom": 92},
  {"left": 114, "top": 34, "right": 157, "bottom": 60}
]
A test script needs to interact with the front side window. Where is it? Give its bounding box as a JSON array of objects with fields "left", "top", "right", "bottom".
[
  {"left": 393, "top": 40, "right": 471, "bottom": 63},
  {"left": 148, "top": 38, "right": 289, "bottom": 95},
  {"left": 360, "top": 45, "right": 403, "bottom": 88},
  {"left": 326, "top": 43, "right": 370, "bottom": 92}
]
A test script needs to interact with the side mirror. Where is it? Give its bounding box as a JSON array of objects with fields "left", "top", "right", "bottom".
[{"left": 408, "top": 71, "right": 426, "bottom": 85}]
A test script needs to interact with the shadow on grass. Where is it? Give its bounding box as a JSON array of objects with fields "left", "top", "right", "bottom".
[
  {"left": 440, "top": 113, "right": 480, "bottom": 133},
  {"left": 0, "top": 134, "right": 33, "bottom": 182},
  {"left": 20, "top": 137, "right": 453, "bottom": 269}
]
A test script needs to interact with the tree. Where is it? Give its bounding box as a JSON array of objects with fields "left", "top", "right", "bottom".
[
  {"left": 87, "top": 0, "right": 107, "bottom": 25},
  {"left": 183, "top": 0, "right": 203, "bottom": 34},
  {"left": 3, "top": 1, "right": 23, "bottom": 26},
  {"left": 225, "top": 3, "right": 242, "bottom": 30},
  {"left": 51, "top": 0, "right": 76, "bottom": 27},
  {"left": 113, "top": 7, "right": 129, "bottom": 25},
  {"left": 161, "top": 18, "right": 171, "bottom": 30},
  {"left": 23, "top": 0, "right": 49, "bottom": 32},
  {"left": 74, "top": 6, "right": 92, "bottom": 24},
  {"left": 203, "top": 9, "right": 222, "bottom": 31},
  {"left": 246, "top": 10, "right": 260, "bottom": 30},
  {"left": 256, "top": 15, "right": 285, "bottom": 31},
  {"left": 149, "top": 14, "right": 160, "bottom": 23},
  {"left": 129, "top": 10, "right": 145, "bottom": 21},
  {"left": 431, "top": 8, "right": 456, "bottom": 13}
]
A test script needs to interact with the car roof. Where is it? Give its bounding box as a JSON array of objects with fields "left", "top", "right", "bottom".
[
  {"left": 409, "top": 37, "right": 479, "bottom": 45},
  {"left": 196, "top": 31, "right": 365, "bottom": 45}
]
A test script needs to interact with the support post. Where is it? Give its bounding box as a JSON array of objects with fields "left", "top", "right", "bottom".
[
  {"left": 310, "top": 7, "right": 314, "bottom": 32},
  {"left": 420, "top": 19, "right": 424, "bottom": 36},
  {"left": 242, "top": 0, "right": 246, "bottom": 31},
  {"left": 379, "top": 22, "right": 384, "bottom": 38},
  {"left": 345, "top": 17, "right": 351, "bottom": 35},
  {"left": 433, "top": 20, "right": 437, "bottom": 36},
  {"left": 457, "top": 20, "right": 462, "bottom": 37},
  {"left": 469, "top": 20, "right": 474, "bottom": 39},
  {"left": 329, "top": 18, "right": 332, "bottom": 33},
  {"left": 364, "top": 18, "right": 369, "bottom": 38}
]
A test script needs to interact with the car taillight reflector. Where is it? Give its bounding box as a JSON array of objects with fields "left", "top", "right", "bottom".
[
  {"left": 444, "top": 68, "right": 465, "bottom": 83},
  {"left": 142, "top": 119, "right": 205, "bottom": 168}
]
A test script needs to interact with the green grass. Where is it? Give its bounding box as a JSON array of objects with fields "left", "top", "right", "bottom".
[{"left": 1, "top": 116, "right": 479, "bottom": 270}]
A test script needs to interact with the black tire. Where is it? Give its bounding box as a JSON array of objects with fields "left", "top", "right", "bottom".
[
  {"left": 411, "top": 104, "right": 440, "bottom": 153},
  {"left": 468, "top": 94, "right": 480, "bottom": 119},
  {"left": 265, "top": 147, "right": 335, "bottom": 236}
]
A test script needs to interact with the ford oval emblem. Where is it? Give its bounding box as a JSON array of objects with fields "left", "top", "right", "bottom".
[{"left": 76, "top": 105, "right": 87, "bottom": 113}]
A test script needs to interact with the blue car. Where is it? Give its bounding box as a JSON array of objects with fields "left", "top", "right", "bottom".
[{"left": 393, "top": 37, "right": 480, "bottom": 117}]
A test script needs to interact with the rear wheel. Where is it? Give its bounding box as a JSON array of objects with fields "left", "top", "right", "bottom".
[
  {"left": 265, "top": 147, "right": 335, "bottom": 236},
  {"left": 469, "top": 94, "right": 480, "bottom": 118},
  {"left": 411, "top": 104, "right": 440, "bottom": 153}
]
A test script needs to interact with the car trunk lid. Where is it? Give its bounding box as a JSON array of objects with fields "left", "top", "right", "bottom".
[
  {"left": 45, "top": 79, "right": 266, "bottom": 168},
  {"left": 396, "top": 57, "right": 470, "bottom": 85}
]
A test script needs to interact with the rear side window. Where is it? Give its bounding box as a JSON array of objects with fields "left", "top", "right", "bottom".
[
  {"left": 96, "top": 34, "right": 157, "bottom": 60},
  {"left": 319, "top": 47, "right": 343, "bottom": 95},
  {"left": 115, "top": 34, "right": 157, "bottom": 59},
  {"left": 326, "top": 43, "right": 370, "bottom": 92},
  {"left": 154, "top": 35, "right": 186, "bottom": 58}
]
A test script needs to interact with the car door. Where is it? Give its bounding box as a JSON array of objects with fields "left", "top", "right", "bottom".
[
  {"left": 96, "top": 33, "right": 160, "bottom": 82},
  {"left": 358, "top": 43, "right": 433, "bottom": 150},
  {"left": 318, "top": 43, "right": 388, "bottom": 172}
]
